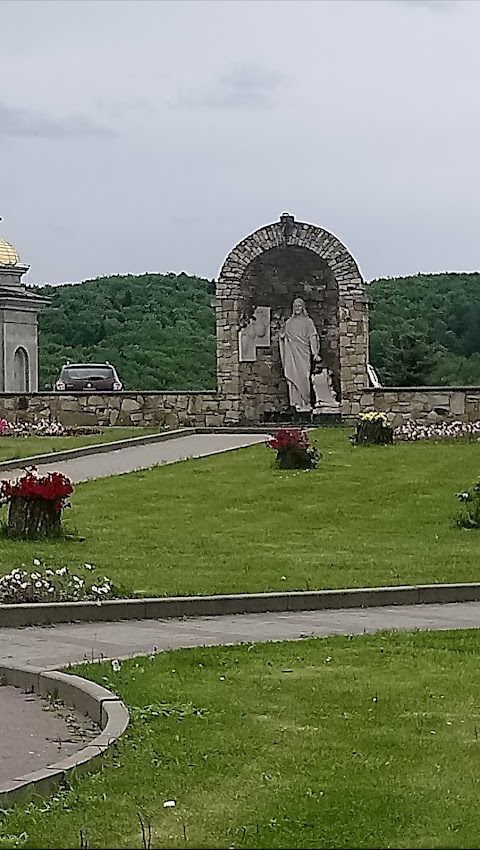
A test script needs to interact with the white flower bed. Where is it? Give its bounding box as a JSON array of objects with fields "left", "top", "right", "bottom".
[
  {"left": 395, "top": 420, "right": 480, "bottom": 442},
  {"left": 0, "top": 417, "right": 101, "bottom": 438},
  {"left": 0, "top": 559, "right": 118, "bottom": 604}
]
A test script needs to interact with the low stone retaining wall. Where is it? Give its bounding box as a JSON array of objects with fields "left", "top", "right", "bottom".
[
  {"left": 359, "top": 386, "right": 480, "bottom": 426},
  {"left": 2, "top": 387, "right": 480, "bottom": 428},
  {"left": 0, "top": 391, "right": 235, "bottom": 429}
]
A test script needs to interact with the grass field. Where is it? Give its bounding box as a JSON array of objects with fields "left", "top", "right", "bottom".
[
  {"left": 3, "top": 629, "right": 480, "bottom": 849},
  {"left": 0, "top": 428, "right": 161, "bottom": 463},
  {"left": 0, "top": 428, "right": 479, "bottom": 595}
]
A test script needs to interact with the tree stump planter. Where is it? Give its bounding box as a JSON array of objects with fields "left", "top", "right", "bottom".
[
  {"left": 7, "top": 496, "right": 63, "bottom": 540},
  {"left": 275, "top": 448, "right": 314, "bottom": 469},
  {"left": 268, "top": 428, "right": 320, "bottom": 470},
  {"left": 354, "top": 420, "right": 394, "bottom": 446},
  {"left": 0, "top": 468, "right": 74, "bottom": 541}
]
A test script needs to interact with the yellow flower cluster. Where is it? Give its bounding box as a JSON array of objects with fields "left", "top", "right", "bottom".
[{"left": 359, "top": 411, "right": 388, "bottom": 424}]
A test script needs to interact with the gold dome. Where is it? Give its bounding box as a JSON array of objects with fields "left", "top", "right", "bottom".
[{"left": 0, "top": 239, "right": 19, "bottom": 265}]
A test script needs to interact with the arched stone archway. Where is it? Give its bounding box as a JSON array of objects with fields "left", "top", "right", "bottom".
[
  {"left": 13, "top": 347, "right": 30, "bottom": 392},
  {"left": 215, "top": 213, "right": 368, "bottom": 422}
]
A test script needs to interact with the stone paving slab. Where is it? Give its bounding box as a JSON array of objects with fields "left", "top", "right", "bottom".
[
  {"left": 2, "top": 602, "right": 480, "bottom": 670},
  {"left": 1, "top": 433, "right": 270, "bottom": 483}
]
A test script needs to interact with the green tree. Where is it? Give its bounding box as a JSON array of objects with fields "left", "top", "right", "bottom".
[
  {"left": 36, "top": 272, "right": 216, "bottom": 391},
  {"left": 35, "top": 269, "right": 480, "bottom": 391}
]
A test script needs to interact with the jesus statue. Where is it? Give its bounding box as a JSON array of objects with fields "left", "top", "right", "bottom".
[{"left": 279, "top": 298, "right": 320, "bottom": 412}]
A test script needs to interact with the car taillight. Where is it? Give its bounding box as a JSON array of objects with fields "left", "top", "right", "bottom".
[
  {"left": 113, "top": 381, "right": 122, "bottom": 391},
  {"left": 56, "top": 381, "right": 66, "bottom": 391}
]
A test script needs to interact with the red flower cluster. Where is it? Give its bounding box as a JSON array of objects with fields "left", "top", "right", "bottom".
[
  {"left": 0, "top": 468, "right": 74, "bottom": 512},
  {"left": 268, "top": 428, "right": 310, "bottom": 451}
]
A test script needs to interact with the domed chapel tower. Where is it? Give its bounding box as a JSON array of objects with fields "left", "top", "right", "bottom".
[
  {"left": 215, "top": 213, "right": 369, "bottom": 423},
  {"left": 0, "top": 221, "right": 50, "bottom": 392}
]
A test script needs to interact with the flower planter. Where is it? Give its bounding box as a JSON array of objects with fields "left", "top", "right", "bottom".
[
  {"left": 275, "top": 447, "right": 313, "bottom": 469},
  {"left": 355, "top": 420, "right": 393, "bottom": 446},
  {"left": 7, "top": 495, "right": 63, "bottom": 539},
  {"left": 268, "top": 428, "right": 320, "bottom": 470},
  {"left": 0, "top": 468, "right": 74, "bottom": 540}
]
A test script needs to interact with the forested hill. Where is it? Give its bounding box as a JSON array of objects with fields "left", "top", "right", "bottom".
[
  {"left": 36, "top": 273, "right": 216, "bottom": 391},
  {"left": 36, "top": 270, "right": 480, "bottom": 390},
  {"left": 368, "top": 272, "right": 480, "bottom": 386}
]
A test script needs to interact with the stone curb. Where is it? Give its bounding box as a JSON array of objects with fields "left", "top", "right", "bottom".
[
  {"left": 3, "top": 583, "right": 480, "bottom": 628},
  {"left": 0, "top": 425, "right": 276, "bottom": 473},
  {"left": 0, "top": 664, "right": 129, "bottom": 808}
]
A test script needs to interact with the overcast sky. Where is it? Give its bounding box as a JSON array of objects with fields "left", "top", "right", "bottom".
[{"left": 1, "top": 0, "right": 478, "bottom": 285}]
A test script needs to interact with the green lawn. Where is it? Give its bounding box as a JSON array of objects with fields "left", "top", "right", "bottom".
[
  {"left": 0, "top": 428, "right": 161, "bottom": 463},
  {"left": 0, "top": 427, "right": 479, "bottom": 594},
  {"left": 3, "top": 630, "right": 480, "bottom": 849}
]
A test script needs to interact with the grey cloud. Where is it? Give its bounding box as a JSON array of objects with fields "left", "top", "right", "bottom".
[
  {"left": 95, "top": 96, "right": 154, "bottom": 119},
  {"left": 176, "top": 64, "right": 290, "bottom": 110},
  {"left": 0, "top": 102, "right": 115, "bottom": 140},
  {"left": 392, "top": 0, "right": 459, "bottom": 10},
  {"left": 2, "top": 0, "right": 480, "bottom": 286}
]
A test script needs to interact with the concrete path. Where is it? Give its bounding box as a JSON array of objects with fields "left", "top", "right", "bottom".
[
  {"left": 3, "top": 601, "right": 480, "bottom": 670},
  {"left": 2, "top": 432, "right": 270, "bottom": 483},
  {"left": 2, "top": 602, "right": 480, "bottom": 788}
]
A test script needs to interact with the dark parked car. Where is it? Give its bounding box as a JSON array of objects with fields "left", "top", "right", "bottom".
[{"left": 55, "top": 363, "right": 123, "bottom": 392}]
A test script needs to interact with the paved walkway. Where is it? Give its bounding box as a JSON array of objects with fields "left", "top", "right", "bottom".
[
  {"left": 3, "top": 602, "right": 480, "bottom": 670},
  {"left": 0, "top": 602, "right": 480, "bottom": 782},
  {"left": 3, "top": 601, "right": 480, "bottom": 786},
  {"left": 2, "top": 432, "right": 270, "bottom": 482}
]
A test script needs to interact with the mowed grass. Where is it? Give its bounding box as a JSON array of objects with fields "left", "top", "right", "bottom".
[
  {"left": 0, "top": 428, "right": 479, "bottom": 594},
  {"left": 3, "top": 630, "right": 480, "bottom": 849},
  {"left": 0, "top": 427, "right": 161, "bottom": 463}
]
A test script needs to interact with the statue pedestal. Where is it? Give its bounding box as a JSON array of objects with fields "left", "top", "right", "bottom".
[
  {"left": 263, "top": 409, "right": 341, "bottom": 427},
  {"left": 312, "top": 369, "right": 340, "bottom": 415}
]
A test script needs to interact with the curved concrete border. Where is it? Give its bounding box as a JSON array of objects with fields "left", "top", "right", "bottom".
[
  {"left": 3, "top": 583, "right": 480, "bottom": 628},
  {"left": 0, "top": 664, "right": 129, "bottom": 808}
]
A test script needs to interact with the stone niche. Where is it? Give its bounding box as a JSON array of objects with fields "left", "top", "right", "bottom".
[
  {"left": 241, "top": 245, "right": 340, "bottom": 408},
  {"left": 215, "top": 213, "right": 369, "bottom": 423}
]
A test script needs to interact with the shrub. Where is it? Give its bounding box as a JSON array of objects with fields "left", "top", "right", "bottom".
[
  {"left": 456, "top": 480, "right": 480, "bottom": 529},
  {"left": 0, "top": 559, "right": 119, "bottom": 604},
  {"left": 268, "top": 428, "right": 320, "bottom": 470}
]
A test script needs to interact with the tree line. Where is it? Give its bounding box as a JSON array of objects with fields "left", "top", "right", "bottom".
[
  {"left": 36, "top": 270, "right": 480, "bottom": 390},
  {"left": 369, "top": 272, "right": 480, "bottom": 385}
]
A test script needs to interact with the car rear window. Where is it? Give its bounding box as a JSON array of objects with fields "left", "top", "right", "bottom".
[{"left": 62, "top": 367, "right": 114, "bottom": 380}]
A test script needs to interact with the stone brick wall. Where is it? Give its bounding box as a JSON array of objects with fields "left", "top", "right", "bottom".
[
  {"left": 2, "top": 387, "right": 480, "bottom": 430},
  {"left": 215, "top": 214, "right": 368, "bottom": 422},
  {"left": 359, "top": 387, "right": 480, "bottom": 425},
  {"left": 0, "top": 392, "right": 229, "bottom": 429}
]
